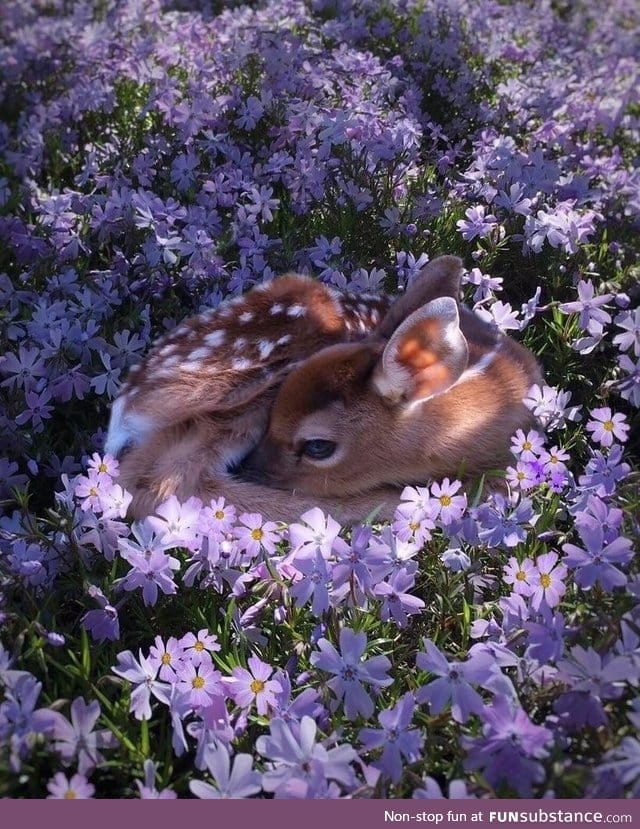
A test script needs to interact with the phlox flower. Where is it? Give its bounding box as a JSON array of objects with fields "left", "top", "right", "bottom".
[
  {"left": 190, "top": 743, "right": 262, "bottom": 799},
  {"left": 578, "top": 445, "right": 630, "bottom": 496},
  {"left": 15, "top": 387, "right": 54, "bottom": 431},
  {"left": 441, "top": 547, "right": 472, "bottom": 572},
  {"left": 119, "top": 546, "right": 180, "bottom": 606},
  {"left": 475, "top": 300, "right": 521, "bottom": 332},
  {"left": 270, "top": 670, "right": 325, "bottom": 724},
  {"left": 416, "top": 639, "right": 498, "bottom": 723},
  {"left": 597, "top": 738, "right": 640, "bottom": 797},
  {"left": 585, "top": 407, "right": 629, "bottom": 447},
  {"left": 136, "top": 759, "right": 177, "bottom": 799},
  {"left": 463, "top": 696, "right": 552, "bottom": 796},
  {"left": 227, "top": 656, "right": 282, "bottom": 717},
  {"left": 111, "top": 650, "right": 170, "bottom": 720},
  {"left": 145, "top": 495, "right": 202, "bottom": 549},
  {"left": 176, "top": 660, "right": 225, "bottom": 708},
  {"left": 373, "top": 569, "right": 425, "bottom": 627},
  {"left": 148, "top": 635, "right": 186, "bottom": 681},
  {"left": 525, "top": 607, "right": 566, "bottom": 664},
  {"left": 430, "top": 478, "right": 467, "bottom": 525},
  {"left": 98, "top": 483, "right": 132, "bottom": 519},
  {"left": 256, "top": 715, "right": 358, "bottom": 798},
  {"left": 74, "top": 469, "right": 113, "bottom": 511},
  {"left": 556, "top": 646, "right": 632, "bottom": 718},
  {"left": 310, "top": 627, "right": 392, "bottom": 720},
  {"left": 198, "top": 497, "right": 237, "bottom": 536},
  {"left": 47, "top": 771, "right": 95, "bottom": 799},
  {"left": 614, "top": 353, "right": 640, "bottom": 407},
  {"left": 358, "top": 693, "right": 422, "bottom": 783},
  {"left": 558, "top": 278, "right": 613, "bottom": 330},
  {"left": 50, "top": 697, "right": 116, "bottom": 775},
  {"left": 503, "top": 556, "right": 536, "bottom": 596},
  {"left": 235, "top": 512, "right": 281, "bottom": 558},
  {"left": 563, "top": 516, "right": 633, "bottom": 591},
  {"left": 539, "top": 445, "right": 570, "bottom": 475},
  {"left": 505, "top": 460, "right": 540, "bottom": 491},
  {"left": 511, "top": 428, "right": 545, "bottom": 461},
  {"left": 289, "top": 549, "right": 332, "bottom": 617},
  {"left": 523, "top": 383, "right": 581, "bottom": 431},
  {"left": 367, "top": 526, "right": 420, "bottom": 581},
  {"left": 575, "top": 495, "right": 623, "bottom": 544},
  {"left": 456, "top": 205, "right": 497, "bottom": 240},
  {"left": 529, "top": 552, "right": 567, "bottom": 610},
  {"left": 613, "top": 308, "right": 640, "bottom": 356},
  {"left": 86, "top": 452, "right": 120, "bottom": 480},
  {"left": 476, "top": 495, "right": 537, "bottom": 548},
  {"left": 0, "top": 674, "right": 58, "bottom": 772},
  {"left": 288, "top": 507, "right": 347, "bottom": 560},
  {"left": 331, "top": 524, "right": 380, "bottom": 604},
  {"left": 180, "top": 629, "right": 221, "bottom": 666},
  {"left": 81, "top": 584, "right": 120, "bottom": 643}
]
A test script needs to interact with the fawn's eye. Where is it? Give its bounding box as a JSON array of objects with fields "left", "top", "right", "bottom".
[{"left": 301, "top": 439, "right": 337, "bottom": 460}]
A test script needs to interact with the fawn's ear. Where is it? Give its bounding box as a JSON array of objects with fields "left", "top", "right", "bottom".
[
  {"left": 372, "top": 296, "right": 468, "bottom": 404},
  {"left": 377, "top": 255, "right": 463, "bottom": 339},
  {"left": 210, "top": 362, "right": 296, "bottom": 412}
]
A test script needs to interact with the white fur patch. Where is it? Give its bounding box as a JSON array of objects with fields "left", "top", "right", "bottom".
[
  {"left": 270, "top": 303, "right": 284, "bottom": 315},
  {"left": 105, "top": 397, "right": 153, "bottom": 458},
  {"left": 204, "top": 330, "right": 225, "bottom": 347},
  {"left": 232, "top": 357, "right": 253, "bottom": 371},
  {"left": 276, "top": 334, "right": 292, "bottom": 346},
  {"left": 257, "top": 339, "right": 276, "bottom": 359},
  {"left": 239, "top": 311, "right": 254, "bottom": 324},
  {"left": 287, "top": 304, "right": 306, "bottom": 318},
  {"left": 188, "top": 347, "right": 211, "bottom": 362}
]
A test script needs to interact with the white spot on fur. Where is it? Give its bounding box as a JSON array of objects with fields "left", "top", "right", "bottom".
[
  {"left": 239, "top": 311, "right": 254, "bottom": 324},
  {"left": 287, "top": 304, "right": 306, "bottom": 318},
  {"left": 232, "top": 357, "right": 253, "bottom": 371},
  {"left": 234, "top": 337, "right": 247, "bottom": 350},
  {"left": 204, "top": 330, "right": 225, "bottom": 347},
  {"left": 276, "top": 334, "right": 292, "bottom": 346},
  {"left": 159, "top": 344, "right": 178, "bottom": 357},
  {"left": 188, "top": 347, "right": 210, "bottom": 362},
  {"left": 270, "top": 303, "right": 284, "bottom": 315},
  {"left": 105, "top": 397, "right": 153, "bottom": 458},
  {"left": 257, "top": 339, "right": 276, "bottom": 359}
]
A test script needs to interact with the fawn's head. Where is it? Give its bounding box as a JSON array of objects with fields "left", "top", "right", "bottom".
[{"left": 239, "top": 256, "right": 541, "bottom": 496}]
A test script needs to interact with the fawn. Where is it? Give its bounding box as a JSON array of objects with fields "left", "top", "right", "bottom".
[
  {"left": 106, "top": 256, "right": 542, "bottom": 521},
  {"left": 105, "top": 273, "right": 397, "bottom": 520},
  {"left": 238, "top": 255, "right": 543, "bottom": 499}
]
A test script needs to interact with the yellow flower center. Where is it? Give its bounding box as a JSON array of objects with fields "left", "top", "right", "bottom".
[
  {"left": 98, "top": 462, "right": 108, "bottom": 473},
  {"left": 516, "top": 570, "right": 527, "bottom": 581},
  {"left": 409, "top": 521, "right": 420, "bottom": 531},
  {"left": 250, "top": 679, "right": 265, "bottom": 694},
  {"left": 540, "top": 573, "right": 551, "bottom": 589},
  {"left": 251, "top": 528, "right": 264, "bottom": 541},
  {"left": 194, "top": 641, "right": 204, "bottom": 652},
  {"left": 89, "top": 486, "right": 98, "bottom": 497},
  {"left": 161, "top": 652, "right": 171, "bottom": 665},
  {"left": 215, "top": 510, "right": 225, "bottom": 520},
  {"left": 603, "top": 420, "right": 614, "bottom": 432},
  {"left": 516, "top": 471, "right": 526, "bottom": 480},
  {"left": 523, "top": 440, "right": 532, "bottom": 450},
  {"left": 64, "top": 789, "right": 77, "bottom": 799},
  {"left": 439, "top": 495, "right": 452, "bottom": 507},
  {"left": 192, "top": 676, "right": 205, "bottom": 689},
  {"left": 550, "top": 455, "right": 558, "bottom": 464}
]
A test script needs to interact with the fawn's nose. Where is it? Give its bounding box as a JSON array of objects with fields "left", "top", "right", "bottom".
[{"left": 229, "top": 444, "right": 271, "bottom": 484}]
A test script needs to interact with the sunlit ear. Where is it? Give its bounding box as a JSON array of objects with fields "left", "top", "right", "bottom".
[
  {"left": 376, "top": 255, "right": 463, "bottom": 339},
  {"left": 372, "top": 297, "right": 468, "bottom": 404}
]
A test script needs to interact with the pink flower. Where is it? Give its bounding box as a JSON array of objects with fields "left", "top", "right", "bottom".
[
  {"left": 585, "top": 407, "right": 629, "bottom": 447},
  {"left": 430, "top": 478, "right": 467, "bottom": 525},
  {"left": 503, "top": 556, "right": 536, "bottom": 596},
  {"left": 530, "top": 552, "right": 567, "bottom": 610},
  {"left": 227, "top": 656, "right": 282, "bottom": 716},
  {"left": 47, "top": 771, "right": 95, "bottom": 799},
  {"left": 176, "top": 659, "right": 225, "bottom": 708}
]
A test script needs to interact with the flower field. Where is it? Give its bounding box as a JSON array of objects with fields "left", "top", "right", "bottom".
[{"left": 1, "top": 0, "right": 639, "bottom": 800}]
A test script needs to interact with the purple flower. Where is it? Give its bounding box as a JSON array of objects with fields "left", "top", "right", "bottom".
[
  {"left": 136, "top": 759, "right": 177, "bottom": 799},
  {"left": 456, "top": 205, "right": 497, "bottom": 240},
  {"left": 578, "top": 445, "right": 631, "bottom": 496},
  {"left": 585, "top": 407, "right": 630, "bottom": 447},
  {"left": 0, "top": 674, "right": 57, "bottom": 771},
  {"left": 227, "top": 656, "right": 282, "bottom": 716},
  {"left": 180, "top": 629, "right": 221, "bottom": 666},
  {"left": 563, "top": 515, "right": 633, "bottom": 591},
  {"left": 190, "top": 743, "right": 262, "bottom": 799},
  {"left": 148, "top": 635, "right": 186, "bottom": 682},
  {"left": 288, "top": 507, "right": 347, "bottom": 560},
  {"left": 289, "top": 549, "right": 332, "bottom": 617},
  {"left": 416, "top": 639, "right": 498, "bottom": 723},
  {"left": 256, "top": 715, "right": 358, "bottom": 798},
  {"left": 81, "top": 585, "right": 120, "bottom": 643},
  {"left": 111, "top": 650, "right": 170, "bottom": 721},
  {"left": 310, "top": 628, "right": 392, "bottom": 720},
  {"left": 503, "top": 556, "right": 536, "bottom": 596},
  {"left": 50, "top": 697, "right": 116, "bottom": 775},
  {"left": 118, "top": 543, "right": 180, "bottom": 607},
  {"left": 529, "top": 552, "right": 567, "bottom": 610},
  {"left": 463, "top": 696, "right": 552, "bottom": 795},
  {"left": 176, "top": 660, "right": 225, "bottom": 709},
  {"left": 373, "top": 569, "right": 425, "bottom": 627},
  {"left": 359, "top": 693, "right": 422, "bottom": 783},
  {"left": 558, "top": 279, "right": 613, "bottom": 330},
  {"left": 430, "top": 478, "right": 467, "bottom": 525},
  {"left": 47, "top": 771, "right": 95, "bottom": 799}
]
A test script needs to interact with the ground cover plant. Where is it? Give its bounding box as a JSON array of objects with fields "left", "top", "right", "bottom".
[{"left": 0, "top": 0, "right": 639, "bottom": 800}]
